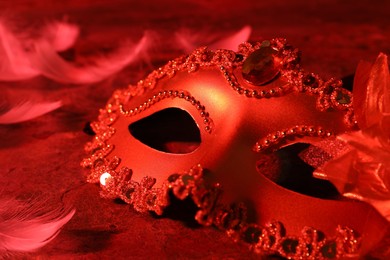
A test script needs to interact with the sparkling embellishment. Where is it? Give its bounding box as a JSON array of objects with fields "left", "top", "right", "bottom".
[
  {"left": 254, "top": 125, "right": 333, "bottom": 153},
  {"left": 86, "top": 162, "right": 362, "bottom": 259},
  {"left": 100, "top": 172, "right": 112, "bottom": 186},
  {"left": 281, "top": 238, "right": 299, "bottom": 255},
  {"left": 220, "top": 66, "right": 288, "bottom": 99},
  {"left": 242, "top": 221, "right": 361, "bottom": 259},
  {"left": 242, "top": 41, "right": 282, "bottom": 86},
  {"left": 336, "top": 92, "right": 351, "bottom": 104}
]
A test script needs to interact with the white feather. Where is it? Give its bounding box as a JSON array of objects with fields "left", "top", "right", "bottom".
[
  {"left": 0, "top": 198, "right": 75, "bottom": 252},
  {"left": 0, "top": 101, "right": 62, "bottom": 124}
]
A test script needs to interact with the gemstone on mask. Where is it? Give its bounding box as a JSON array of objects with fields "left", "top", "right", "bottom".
[
  {"left": 335, "top": 91, "right": 351, "bottom": 104},
  {"left": 303, "top": 73, "right": 319, "bottom": 88},
  {"left": 167, "top": 173, "right": 180, "bottom": 183},
  {"left": 100, "top": 172, "right": 111, "bottom": 186},
  {"left": 243, "top": 225, "right": 262, "bottom": 244},
  {"left": 182, "top": 174, "right": 194, "bottom": 185},
  {"left": 125, "top": 188, "right": 135, "bottom": 199},
  {"left": 234, "top": 53, "right": 244, "bottom": 62},
  {"left": 321, "top": 241, "right": 337, "bottom": 258},
  {"left": 281, "top": 238, "right": 299, "bottom": 254},
  {"left": 242, "top": 41, "right": 281, "bottom": 86}
]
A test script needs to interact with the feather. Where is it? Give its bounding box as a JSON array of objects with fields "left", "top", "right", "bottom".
[
  {"left": 43, "top": 20, "right": 79, "bottom": 52},
  {"left": 175, "top": 25, "right": 251, "bottom": 52},
  {"left": 0, "top": 197, "right": 75, "bottom": 252},
  {"left": 0, "top": 19, "right": 151, "bottom": 83},
  {"left": 208, "top": 25, "right": 252, "bottom": 51},
  {"left": 0, "top": 100, "right": 62, "bottom": 124},
  {"left": 0, "top": 21, "right": 39, "bottom": 80},
  {"left": 30, "top": 34, "right": 151, "bottom": 84}
]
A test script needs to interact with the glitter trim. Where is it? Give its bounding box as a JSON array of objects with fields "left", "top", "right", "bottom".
[
  {"left": 254, "top": 125, "right": 333, "bottom": 153},
  {"left": 119, "top": 90, "right": 214, "bottom": 133},
  {"left": 93, "top": 162, "right": 362, "bottom": 259}
]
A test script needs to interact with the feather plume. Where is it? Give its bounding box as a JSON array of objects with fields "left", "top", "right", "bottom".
[
  {"left": 175, "top": 25, "right": 251, "bottom": 52},
  {"left": 0, "top": 21, "right": 39, "bottom": 80},
  {"left": 0, "top": 197, "right": 75, "bottom": 252},
  {"left": 43, "top": 20, "right": 80, "bottom": 52},
  {"left": 208, "top": 25, "right": 252, "bottom": 51},
  {"left": 30, "top": 34, "right": 151, "bottom": 84},
  {"left": 0, "top": 100, "right": 62, "bottom": 124},
  {"left": 0, "top": 19, "right": 151, "bottom": 83}
]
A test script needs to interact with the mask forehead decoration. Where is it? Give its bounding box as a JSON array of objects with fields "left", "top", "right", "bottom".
[{"left": 82, "top": 39, "right": 388, "bottom": 258}]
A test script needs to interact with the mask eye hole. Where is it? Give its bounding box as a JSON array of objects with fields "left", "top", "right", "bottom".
[
  {"left": 257, "top": 143, "right": 340, "bottom": 199},
  {"left": 128, "top": 108, "right": 201, "bottom": 154}
]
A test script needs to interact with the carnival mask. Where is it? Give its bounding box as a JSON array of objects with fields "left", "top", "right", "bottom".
[{"left": 82, "top": 39, "right": 388, "bottom": 259}]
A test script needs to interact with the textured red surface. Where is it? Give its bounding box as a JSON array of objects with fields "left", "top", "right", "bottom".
[{"left": 0, "top": 0, "right": 389, "bottom": 259}]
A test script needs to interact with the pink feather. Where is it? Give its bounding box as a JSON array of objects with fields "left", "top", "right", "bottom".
[
  {"left": 0, "top": 19, "right": 151, "bottom": 83},
  {"left": 0, "top": 101, "right": 62, "bottom": 124},
  {"left": 175, "top": 25, "right": 252, "bottom": 52},
  {"left": 0, "top": 21, "right": 39, "bottom": 80},
  {"left": 209, "top": 25, "right": 252, "bottom": 51},
  {"left": 30, "top": 34, "right": 151, "bottom": 84},
  {"left": 43, "top": 20, "right": 80, "bottom": 52},
  {"left": 0, "top": 198, "right": 75, "bottom": 252}
]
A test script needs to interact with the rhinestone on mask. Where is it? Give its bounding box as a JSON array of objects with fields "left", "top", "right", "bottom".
[{"left": 242, "top": 40, "right": 282, "bottom": 86}]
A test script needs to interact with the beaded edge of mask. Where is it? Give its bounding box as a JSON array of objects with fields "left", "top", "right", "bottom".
[{"left": 91, "top": 162, "right": 361, "bottom": 259}]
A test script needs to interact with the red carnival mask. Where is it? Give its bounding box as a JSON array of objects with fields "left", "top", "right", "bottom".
[{"left": 82, "top": 39, "right": 388, "bottom": 259}]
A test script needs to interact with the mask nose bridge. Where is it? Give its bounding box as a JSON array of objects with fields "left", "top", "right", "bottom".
[{"left": 202, "top": 91, "right": 265, "bottom": 198}]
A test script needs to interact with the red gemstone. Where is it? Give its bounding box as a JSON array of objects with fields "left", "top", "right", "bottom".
[{"left": 242, "top": 43, "right": 281, "bottom": 86}]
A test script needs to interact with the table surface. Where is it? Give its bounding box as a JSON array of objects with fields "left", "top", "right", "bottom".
[{"left": 0, "top": 0, "right": 389, "bottom": 259}]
